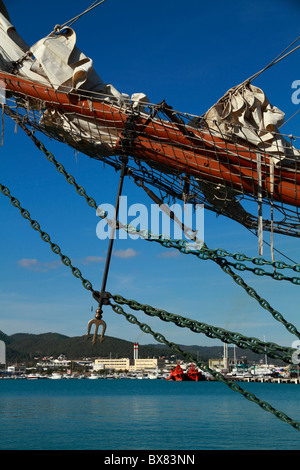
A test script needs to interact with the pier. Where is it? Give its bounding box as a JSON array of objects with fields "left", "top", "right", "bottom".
[{"left": 224, "top": 375, "right": 300, "bottom": 384}]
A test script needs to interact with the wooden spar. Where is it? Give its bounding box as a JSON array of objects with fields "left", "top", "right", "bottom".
[{"left": 2, "top": 70, "right": 300, "bottom": 208}]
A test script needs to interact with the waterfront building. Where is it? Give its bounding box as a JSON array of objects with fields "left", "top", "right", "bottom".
[
  {"left": 93, "top": 357, "right": 166, "bottom": 372},
  {"left": 93, "top": 343, "right": 166, "bottom": 372},
  {"left": 132, "top": 358, "right": 165, "bottom": 372},
  {"left": 7, "top": 364, "right": 26, "bottom": 375},
  {"left": 36, "top": 358, "right": 71, "bottom": 369},
  {"left": 93, "top": 358, "right": 130, "bottom": 372},
  {"left": 208, "top": 358, "right": 235, "bottom": 371}
]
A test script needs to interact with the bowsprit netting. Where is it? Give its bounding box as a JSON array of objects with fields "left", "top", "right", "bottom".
[{"left": 2, "top": 70, "right": 300, "bottom": 238}]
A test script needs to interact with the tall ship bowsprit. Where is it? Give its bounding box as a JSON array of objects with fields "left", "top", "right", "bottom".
[{"left": 2, "top": 0, "right": 300, "bottom": 240}]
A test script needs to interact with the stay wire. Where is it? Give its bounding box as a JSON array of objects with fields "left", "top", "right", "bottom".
[
  {"left": 60, "top": 0, "right": 107, "bottom": 29},
  {"left": 247, "top": 227, "right": 298, "bottom": 265},
  {"left": 247, "top": 34, "right": 300, "bottom": 83}
]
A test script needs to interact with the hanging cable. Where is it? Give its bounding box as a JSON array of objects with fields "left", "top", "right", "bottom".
[
  {"left": 49, "top": 0, "right": 107, "bottom": 35},
  {"left": 244, "top": 33, "right": 300, "bottom": 83},
  {"left": 62, "top": 0, "right": 107, "bottom": 29}
]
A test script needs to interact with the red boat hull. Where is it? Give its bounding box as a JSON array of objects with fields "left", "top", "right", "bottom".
[
  {"left": 166, "top": 363, "right": 205, "bottom": 381},
  {"left": 2, "top": 71, "right": 300, "bottom": 208}
]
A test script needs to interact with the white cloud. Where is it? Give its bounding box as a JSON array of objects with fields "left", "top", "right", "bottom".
[
  {"left": 18, "top": 259, "right": 39, "bottom": 269},
  {"left": 17, "top": 258, "right": 60, "bottom": 272},
  {"left": 113, "top": 248, "right": 138, "bottom": 259},
  {"left": 157, "top": 250, "right": 180, "bottom": 258},
  {"left": 81, "top": 256, "right": 105, "bottom": 265}
]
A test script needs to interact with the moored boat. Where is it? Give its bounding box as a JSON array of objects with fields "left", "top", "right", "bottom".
[
  {"left": 166, "top": 362, "right": 205, "bottom": 381},
  {"left": 50, "top": 372, "right": 62, "bottom": 379},
  {"left": 186, "top": 362, "right": 205, "bottom": 381}
]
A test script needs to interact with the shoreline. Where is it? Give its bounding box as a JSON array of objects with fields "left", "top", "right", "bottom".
[{"left": 1, "top": 374, "right": 299, "bottom": 384}]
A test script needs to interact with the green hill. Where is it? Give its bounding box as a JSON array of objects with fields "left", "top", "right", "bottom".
[{"left": 0, "top": 330, "right": 282, "bottom": 366}]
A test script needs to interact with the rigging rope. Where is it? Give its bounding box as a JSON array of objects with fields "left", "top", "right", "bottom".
[
  {"left": 6, "top": 107, "right": 300, "bottom": 282},
  {"left": 247, "top": 33, "right": 300, "bottom": 83},
  {"left": 8, "top": 100, "right": 298, "bottom": 264},
  {"left": 49, "top": 0, "right": 107, "bottom": 34},
  {"left": 5, "top": 82, "right": 300, "bottom": 239}
]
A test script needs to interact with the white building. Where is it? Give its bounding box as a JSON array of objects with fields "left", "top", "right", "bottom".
[
  {"left": 7, "top": 364, "right": 26, "bottom": 375},
  {"left": 93, "top": 358, "right": 130, "bottom": 372},
  {"left": 36, "top": 358, "right": 71, "bottom": 369},
  {"left": 93, "top": 343, "right": 165, "bottom": 372},
  {"left": 132, "top": 358, "right": 165, "bottom": 372}
]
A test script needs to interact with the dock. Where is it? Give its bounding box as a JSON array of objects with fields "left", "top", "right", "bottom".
[{"left": 224, "top": 375, "right": 300, "bottom": 384}]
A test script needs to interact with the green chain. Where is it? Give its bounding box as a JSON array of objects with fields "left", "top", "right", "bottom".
[
  {"left": 215, "top": 257, "right": 300, "bottom": 339},
  {"left": 123, "top": 225, "right": 300, "bottom": 283},
  {"left": 2, "top": 178, "right": 300, "bottom": 431},
  {"left": 4, "top": 116, "right": 300, "bottom": 340},
  {"left": 7, "top": 116, "right": 300, "bottom": 338},
  {"left": 118, "top": 225, "right": 300, "bottom": 339},
  {"left": 3, "top": 116, "right": 300, "bottom": 431},
  {"left": 8, "top": 108, "right": 300, "bottom": 284},
  {"left": 111, "top": 302, "right": 300, "bottom": 432},
  {"left": 0, "top": 179, "right": 295, "bottom": 365},
  {"left": 4, "top": 106, "right": 107, "bottom": 219},
  {"left": 0, "top": 183, "right": 94, "bottom": 293},
  {"left": 111, "top": 294, "right": 294, "bottom": 364}
]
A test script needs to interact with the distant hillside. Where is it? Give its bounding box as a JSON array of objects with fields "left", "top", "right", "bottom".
[
  {"left": 1, "top": 331, "right": 170, "bottom": 363},
  {"left": 0, "top": 331, "right": 283, "bottom": 366}
]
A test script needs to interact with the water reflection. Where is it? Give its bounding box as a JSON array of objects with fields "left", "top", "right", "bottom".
[{"left": 0, "top": 380, "right": 299, "bottom": 449}]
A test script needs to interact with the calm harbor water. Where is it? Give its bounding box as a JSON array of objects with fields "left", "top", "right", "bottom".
[{"left": 0, "top": 379, "right": 299, "bottom": 450}]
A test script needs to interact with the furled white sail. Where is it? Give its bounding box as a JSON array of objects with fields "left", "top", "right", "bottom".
[{"left": 203, "top": 82, "right": 300, "bottom": 164}]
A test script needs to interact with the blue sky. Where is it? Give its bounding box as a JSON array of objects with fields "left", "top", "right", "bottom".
[{"left": 1, "top": 0, "right": 300, "bottom": 353}]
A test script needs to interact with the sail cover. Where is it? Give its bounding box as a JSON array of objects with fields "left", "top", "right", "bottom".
[
  {"left": 0, "top": 7, "right": 33, "bottom": 76},
  {"left": 0, "top": 5, "right": 148, "bottom": 107},
  {"left": 203, "top": 82, "right": 300, "bottom": 165},
  {"left": 0, "top": 6, "right": 149, "bottom": 155}
]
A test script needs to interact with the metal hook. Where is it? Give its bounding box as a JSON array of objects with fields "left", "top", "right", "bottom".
[{"left": 87, "top": 307, "right": 107, "bottom": 345}]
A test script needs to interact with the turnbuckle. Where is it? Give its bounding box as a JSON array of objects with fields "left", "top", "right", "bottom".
[{"left": 86, "top": 291, "right": 110, "bottom": 345}]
